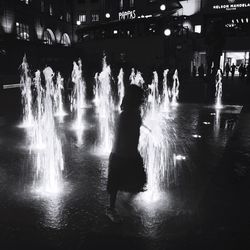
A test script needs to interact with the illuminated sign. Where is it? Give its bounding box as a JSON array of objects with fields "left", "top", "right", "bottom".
[
  {"left": 118, "top": 10, "right": 136, "bottom": 20},
  {"left": 212, "top": 0, "right": 250, "bottom": 11}
]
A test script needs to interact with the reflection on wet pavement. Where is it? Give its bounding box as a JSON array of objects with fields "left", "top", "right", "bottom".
[{"left": 0, "top": 104, "right": 246, "bottom": 249}]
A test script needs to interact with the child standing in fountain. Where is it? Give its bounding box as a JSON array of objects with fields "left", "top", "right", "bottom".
[{"left": 106, "top": 84, "right": 147, "bottom": 223}]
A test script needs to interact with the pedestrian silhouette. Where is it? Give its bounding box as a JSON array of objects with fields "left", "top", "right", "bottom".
[
  {"left": 106, "top": 84, "right": 147, "bottom": 223},
  {"left": 231, "top": 63, "right": 236, "bottom": 79},
  {"left": 225, "top": 62, "right": 230, "bottom": 78}
]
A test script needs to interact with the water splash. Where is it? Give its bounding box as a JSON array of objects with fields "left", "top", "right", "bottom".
[
  {"left": 171, "top": 70, "right": 180, "bottom": 106},
  {"left": 134, "top": 71, "right": 145, "bottom": 88},
  {"left": 30, "top": 67, "right": 64, "bottom": 194},
  {"left": 20, "top": 55, "right": 34, "bottom": 127},
  {"left": 161, "top": 69, "right": 170, "bottom": 111},
  {"left": 94, "top": 56, "right": 115, "bottom": 154},
  {"left": 117, "top": 68, "right": 125, "bottom": 110},
  {"left": 71, "top": 59, "right": 86, "bottom": 144},
  {"left": 215, "top": 70, "right": 223, "bottom": 109},
  {"left": 54, "top": 73, "right": 67, "bottom": 120},
  {"left": 129, "top": 68, "right": 136, "bottom": 85}
]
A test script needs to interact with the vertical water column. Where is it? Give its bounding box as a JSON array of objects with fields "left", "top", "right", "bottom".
[
  {"left": 20, "top": 55, "right": 34, "bottom": 127},
  {"left": 117, "top": 68, "right": 125, "bottom": 110},
  {"left": 139, "top": 71, "right": 170, "bottom": 201},
  {"left": 215, "top": 69, "right": 223, "bottom": 109},
  {"left": 129, "top": 68, "right": 136, "bottom": 85},
  {"left": 32, "top": 67, "right": 64, "bottom": 194},
  {"left": 161, "top": 69, "right": 170, "bottom": 111},
  {"left": 54, "top": 72, "right": 66, "bottom": 119},
  {"left": 71, "top": 60, "right": 86, "bottom": 145},
  {"left": 171, "top": 70, "right": 180, "bottom": 106},
  {"left": 96, "top": 56, "right": 115, "bottom": 154},
  {"left": 134, "top": 71, "right": 145, "bottom": 88}
]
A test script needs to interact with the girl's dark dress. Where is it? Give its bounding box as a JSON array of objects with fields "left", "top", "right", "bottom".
[{"left": 107, "top": 109, "right": 147, "bottom": 194}]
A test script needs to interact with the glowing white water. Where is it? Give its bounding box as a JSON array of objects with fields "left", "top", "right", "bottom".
[
  {"left": 171, "top": 70, "right": 180, "bottom": 106},
  {"left": 215, "top": 70, "right": 223, "bottom": 109},
  {"left": 95, "top": 57, "right": 115, "bottom": 154},
  {"left": 139, "top": 110, "right": 168, "bottom": 202},
  {"left": 31, "top": 67, "right": 64, "bottom": 194},
  {"left": 54, "top": 73, "right": 66, "bottom": 119},
  {"left": 134, "top": 71, "right": 144, "bottom": 88},
  {"left": 129, "top": 68, "right": 136, "bottom": 85},
  {"left": 71, "top": 60, "right": 86, "bottom": 144},
  {"left": 147, "top": 71, "right": 160, "bottom": 113},
  {"left": 93, "top": 72, "right": 100, "bottom": 106},
  {"left": 161, "top": 69, "right": 170, "bottom": 111},
  {"left": 20, "top": 55, "right": 34, "bottom": 127},
  {"left": 117, "top": 68, "right": 125, "bottom": 109}
]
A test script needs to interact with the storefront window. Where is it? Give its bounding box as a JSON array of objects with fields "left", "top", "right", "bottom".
[{"left": 16, "top": 22, "right": 30, "bottom": 41}]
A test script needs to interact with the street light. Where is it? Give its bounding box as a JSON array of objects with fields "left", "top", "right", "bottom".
[
  {"left": 160, "top": 4, "right": 166, "bottom": 11},
  {"left": 164, "top": 28, "right": 171, "bottom": 36},
  {"left": 76, "top": 20, "right": 81, "bottom": 26},
  {"left": 105, "top": 13, "right": 110, "bottom": 19}
]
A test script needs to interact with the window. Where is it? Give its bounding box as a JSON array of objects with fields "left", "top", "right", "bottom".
[
  {"left": 130, "top": 0, "right": 134, "bottom": 8},
  {"left": 79, "top": 14, "right": 86, "bottom": 23},
  {"left": 41, "top": 0, "right": 44, "bottom": 12},
  {"left": 49, "top": 4, "right": 53, "bottom": 16},
  {"left": 92, "top": 14, "right": 99, "bottom": 22},
  {"left": 43, "top": 29, "right": 55, "bottom": 45},
  {"left": 16, "top": 22, "right": 30, "bottom": 41},
  {"left": 120, "top": 0, "right": 123, "bottom": 10},
  {"left": 194, "top": 25, "right": 201, "bottom": 33},
  {"left": 61, "top": 33, "right": 71, "bottom": 46},
  {"left": 20, "top": 0, "right": 31, "bottom": 4},
  {"left": 66, "top": 12, "right": 71, "bottom": 22}
]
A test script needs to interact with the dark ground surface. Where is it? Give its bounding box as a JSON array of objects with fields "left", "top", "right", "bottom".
[
  {"left": 0, "top": 102, "right": 248, "bottom": 250},
  {"left": 0, "top": 75, "right": 250, "bottom": 250}
]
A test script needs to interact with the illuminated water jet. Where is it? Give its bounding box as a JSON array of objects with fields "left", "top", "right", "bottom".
[
  {"left": 20, "top": 55, "right": 34, "bottom": 127},
  {"left": 94, "top": 56, "right": 115, "bottom": 154},
  {"left": 54, "top": 73, "right": 67, "bottom": 120},
  {"left": 117, "top": 68, "right": 125, "bottom": 110},
  {"left": 70, "top": 60, "right": 86, "bottom": 145},
  {"left": 215, "top": 69, "right": 223, "bottom": 109},
  {"left": 171, "top": 70, "right": 180, "bottom": 106}
]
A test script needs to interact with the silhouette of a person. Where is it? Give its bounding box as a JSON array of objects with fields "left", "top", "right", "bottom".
[
  {"left": 231, "top": 63, "right": 236, "bottom": 79},
  {"left": 225, "top": 62, "right": 230, "bottom": 78},
  {"left": 107, "top": 84, "right": 147, "bottom": 222}
]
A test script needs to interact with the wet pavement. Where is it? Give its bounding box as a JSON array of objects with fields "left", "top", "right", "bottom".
[{"left": 0, "top": 103, "right": 249, "bottom": 250}]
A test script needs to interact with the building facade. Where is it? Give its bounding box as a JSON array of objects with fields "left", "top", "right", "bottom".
[
  {"left": 74, "top": 0, "right": 250, "bottom": 79},
  {"left": 0, "top": 0, "right": 77, "bottom": 77}
]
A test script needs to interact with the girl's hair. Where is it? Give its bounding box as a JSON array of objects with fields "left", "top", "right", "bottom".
[{"left": 121, "top": 84, "right": 144, "bottom": 111}]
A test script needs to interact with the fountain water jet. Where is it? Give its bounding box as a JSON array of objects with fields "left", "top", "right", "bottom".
[
  {"left": 54, "top": 73, "right": 67, "bottom": 120},
  {"left": 94, "top": 56, "right": 115, "bottom": 154},
  {"left": 71, "top": 60, "right": 86, "bottom": 145},
  {"left": 28, "top": 67, "right": 64, "bottom": 194},
  {"left": 20, "top": 55, "right": 34, "bottom": 127},
  {"left": 171, "top": 70, "right": 180, "bottom": 106},
  {"left": 161, "top": 69, "right": 170, "bottom": 111},
  {"left": 117, "top": 68, "right": 125, "bottom": 110},
  {"left": 215, "top": 69, "right": 223, "bottom": 109}
]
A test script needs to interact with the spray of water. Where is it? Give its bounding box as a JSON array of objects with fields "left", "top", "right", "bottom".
[
  {"left": 54, "top": 73, "right": 67, "bottom": 119},
  {"left": 171, "top": 70, "right": 180, "bottom": 106},
  {"left": 30, "top": 67, "right": 64, "bottom": 194},
  {"left": 129, "top": 68, "right": 136, "bottom": 85},
  {"left": 215, "top": 70, "right": 223, "bottom": 109},
  {"left": 94, "top": 56, "right": 115, "bottom": 154},
  {"left": 161, "top": 69, "right": 170, "bottom": 111},
  {"left": 70, "top": 59, "right": 86, "bottom": 144},
  {"left": 20, "top": 55, "right": 34, "bottom": 127},
  {"left": 139, "top": 69, "right": 182, "bottom": 202},
  {"left": 117, "top": 68, "right": 125, "bottom": 110},
  {"left": 134, "top": 71, "right": 145, "bottom": 88}
]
